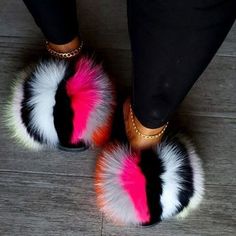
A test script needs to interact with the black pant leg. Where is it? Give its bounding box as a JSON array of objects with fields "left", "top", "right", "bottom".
[
  {"left": 23, "top": 0, "right": 79, "bottom": 44},
  {"left": 127, "top": 0, "right": 236, "bottom": 128}
]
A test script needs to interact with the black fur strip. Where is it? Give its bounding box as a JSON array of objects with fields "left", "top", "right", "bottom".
[
  {"left": 53, "top": 61, "right": 74, "bottom": 147},
  {"left": 21, "top": 71, "right": 44, "bottom": 143},
  {"left": 139, "top": 149, "right": 164, "bottom": 226},
  {"left": 172, "top": 136, "right": 194, "bottom": 213}
]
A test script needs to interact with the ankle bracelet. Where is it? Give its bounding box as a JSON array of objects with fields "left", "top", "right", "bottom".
[
  {"left": 129, "top": 104, "right": 168, "bottom": 139},
  {"left": 45, "top": 40, "right": 84, "bottom": 59}
]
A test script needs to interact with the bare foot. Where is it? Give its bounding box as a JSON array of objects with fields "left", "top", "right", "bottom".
[{"left": 123, "top": 98, "right": 167, "bottom": 150}]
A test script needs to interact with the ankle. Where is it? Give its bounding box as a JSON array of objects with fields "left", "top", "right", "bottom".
[
  {"left": 133, "top": 111, "right": 166, "bottom": 137},
  {"left": 47, "top": 36, "right": 81, "bottom": 53},
  {"left": 46, "top": 37, "right": 83, "bottom": 59},
  {"left": 123, "top": 98, "right": 168, "bottom": 150}
]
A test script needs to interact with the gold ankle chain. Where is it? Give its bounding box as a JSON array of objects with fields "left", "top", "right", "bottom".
[
  {"left": 45, "top": 40, "right": 84, "bottom": 59},
  {"left": 129, "top": 104, "right": 168, "bottom": 139}
]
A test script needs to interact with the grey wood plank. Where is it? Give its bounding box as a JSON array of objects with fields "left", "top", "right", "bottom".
[
  {"left": 102, "top": 184, "right": 236, "bottom": 236},
  {"left": 0, "top": 0, "right": 235, "bottom": 56},
  {"left": 0, "top": 113, "right": 99, "bottom": 178},
  {"left": 97, "top": 52, "right": 236, "bottom": 117},
  {"left": 0, "top": 172, "right": 102, "bottom": 236},
  {"left": 0, "top": 37, "right": 235, "bottom": 117},
  {"left": 0, "top": 53, "right": 236, "bottom": 118},
  {"left": 217, "top": 23, "right": 236, "bottom": 57},
  {"left": 0, "top": 0, "right": 42, "bottom": 38},
  {"left": 179, "top": 55, "right": 236, "bottom": 118},
  {"left": 0, "top": 111, "right": 235, "bottom": 184}
]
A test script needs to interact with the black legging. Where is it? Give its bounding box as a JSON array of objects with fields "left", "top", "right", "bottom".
[{"left": 23, "top": 0, "right": 236, "bottom": 128}]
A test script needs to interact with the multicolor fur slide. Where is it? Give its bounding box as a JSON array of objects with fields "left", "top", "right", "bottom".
[
  {"left": 5, "top": 55, "right": 115, "bottom": 150},
  {"left": 94, "top": 102, "right": 204, "bottom": 226}
]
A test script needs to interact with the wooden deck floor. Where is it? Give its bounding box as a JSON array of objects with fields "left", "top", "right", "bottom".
[{"left": 0, "top": 1, "right": 235, "bottom": 235}]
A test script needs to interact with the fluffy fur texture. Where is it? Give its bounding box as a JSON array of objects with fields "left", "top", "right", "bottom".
[
  {"left": 6, "top": 56, "right": 115, "bottom": 150},
  {"left": 26, "top": 60, "right": 66, "bottom": 146},
  {"left": 158, "top": 135, "right": 204, "bottom": 220},
  {"left": 5, "top": 70, "right": 43, "bottom": 150},
  {"left": 95, "top": 135, "right": 204, "bottom": 226},
  {"left": 95, "top": 144, "right": 141, "bottom": 225},
  {"left": 5, "top": 60, "right": 67, "bottom": 149},
  {"left": 120, "top": 155, "right": 149, "bottom": 223},
  {"left": 175, "top": 136, "right": 204, "bottom": 218},
  {"left": 66, "top": 57, "right": 115, "bottom": 147}
]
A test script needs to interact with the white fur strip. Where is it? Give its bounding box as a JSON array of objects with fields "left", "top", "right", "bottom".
[
  {"left": 158, "top": 141, "right": 184, "bottom": 219},
  {"left": 27, "top": 60, "right": 67, "bottom": 146},
  {"left": 176, "top": 137, "right": 204, "bottom": 218},
  {"left": 158, "top": 136, "right": 204, "bottom": 220}
]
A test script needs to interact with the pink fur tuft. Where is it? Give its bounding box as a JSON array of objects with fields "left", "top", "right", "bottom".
[
  {"left": 66, "top": 57, "right": 102, "bottom": 144},
  {"left": 119, "top": 154, "right": 150, "bottom": 223}
]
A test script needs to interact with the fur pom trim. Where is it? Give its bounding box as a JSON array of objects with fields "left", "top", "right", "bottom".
[
  {"left": 5, "top": 56, "right": 115, "bottom": 150},
  {"left": 65, "top": 57, "right": 115, "bottom": 147},
  {"left": 5, "top": 59, "right": 67, "bottom": 149},
  {"left": 95, "top": 134, "right": 204, "bottom": 226}
]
